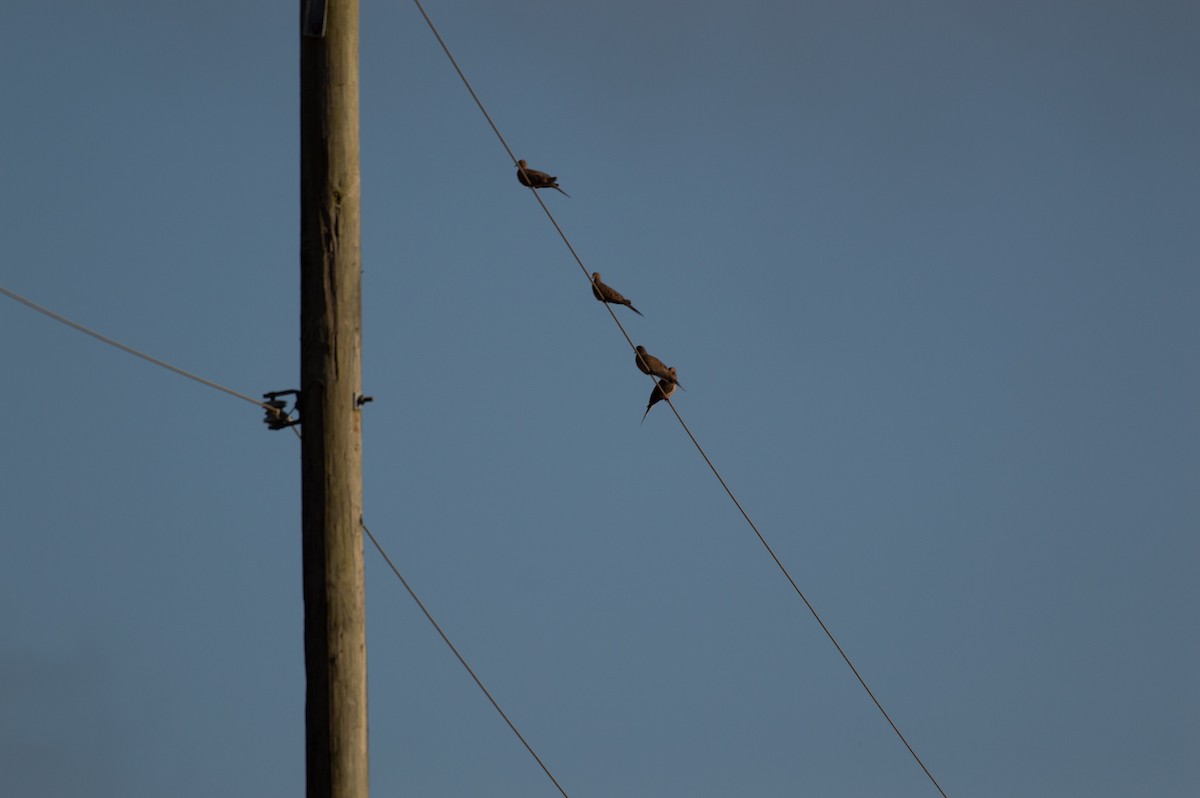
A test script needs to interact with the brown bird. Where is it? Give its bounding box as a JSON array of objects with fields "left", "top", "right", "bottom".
[
  {"left": 634, "top": 345, "right": 683, "bottom": 389},
  {"left": 642, "top": 372, "right": 678, "bottom": 423},
  {"left": 516, "top": 159, "right": 570, "bottom": 197},
  {"left": 592, "top": 272, "right": 643, "bottom": 317}
]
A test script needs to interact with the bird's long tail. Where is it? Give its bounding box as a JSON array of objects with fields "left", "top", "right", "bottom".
[
  {"left": 553, "top": 186, "right": 571, "bottom": 198},
  {"left": 628, "top": 303, "right": 644, "bottom": 317}
]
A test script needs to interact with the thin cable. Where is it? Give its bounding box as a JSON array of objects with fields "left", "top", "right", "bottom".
[
  {"left": 410, "top": 0, "right": 649, "bottom": 365},
  {"left": 0, "top": 282, "right": 291, "bottom": 421},
  {"left": 410, "top": 0, "right": 519, "bottom": 165},
  {"left": 662, "top": 401, "right": 950, "bottom": 798},
  {"left": 410, "top": 0, "right": 596, "bottom": 285},
  {"left": 408, "top": 4, "right": 950, "bottom": 796},
  {"left": 361, "top": 518, "right": 572, "bottom": 798}
]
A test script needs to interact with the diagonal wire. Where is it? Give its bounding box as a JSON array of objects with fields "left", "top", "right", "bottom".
[
  {"left": 408, "top": 2, "right": 950, "bottom": 796},
  {"left": 661, "top": 400, "right": 949, "bottom": 796},
  {"left": 409, "top": 1, "right": 655, "bottom": 361},
  {"left": 0, "top": 282, "right": 297, "bottom": 429},
  {"left": 361, "top": 518, "right": 572, "bottom": 798}
]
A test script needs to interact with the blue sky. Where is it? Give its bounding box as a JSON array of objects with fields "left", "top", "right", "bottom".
[{"left": 1, "top": 1, "right": 1197, "bottom": 796}]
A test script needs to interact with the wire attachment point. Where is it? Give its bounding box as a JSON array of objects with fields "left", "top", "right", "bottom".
[{"left": 263, "top": 390, "right": 301, "bottom": 430}]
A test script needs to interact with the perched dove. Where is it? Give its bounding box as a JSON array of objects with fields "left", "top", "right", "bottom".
[
  {"left": 516, "top": 159, "right": 570, "bottom": 197},
  {"left": 592, "top": 272, "right": 643, "bottom": 317},
  {"left": 642, "top": 372, "right": 678, "bottom": 423},
  {"left": 634, "top": 345, "right": 683, "bottom": 389}
]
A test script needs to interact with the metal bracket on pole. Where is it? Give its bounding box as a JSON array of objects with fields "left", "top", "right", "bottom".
[
  {"left": 302, "top": 0, "right": 328, "bottom": 38},
  {"left": 263, "top": 389, "right": 302, "bottom": 430}
]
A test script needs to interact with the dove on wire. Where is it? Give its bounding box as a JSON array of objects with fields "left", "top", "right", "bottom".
[
  {"left": 592, "top": 272, "right": 643, "bottom": 317},
  {"left": 516, "top": 159, "right": 570, "bottom": 197},
  {"left": 635, "top": 345, "right": 683, "bottom": 389},
  {"left": 642, "top": 371, "right": 678, "bottom": 423}
]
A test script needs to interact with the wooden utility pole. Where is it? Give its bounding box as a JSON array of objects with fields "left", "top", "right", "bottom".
[{"left": 299, "top": 2, "right": 368, "bottom": 797}]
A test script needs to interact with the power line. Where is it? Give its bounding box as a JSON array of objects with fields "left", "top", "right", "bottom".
[
  {"left": 663, "top": 401, "right": 949, "bottom": 795},
  {"left": 0, "top": 12, "right": 952, "bottom": 794},
  {"left": 407, "top": 3, "right": 950, "bottom": 796},
  {"left": 361, "top": 518, "right": 572, "bottom": 798},
  {"left": 3, "top": 283, "right": 562, "bottom": 789},
  {"left": 0, "top": 282, "right": 293, "bottom": 425}
]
